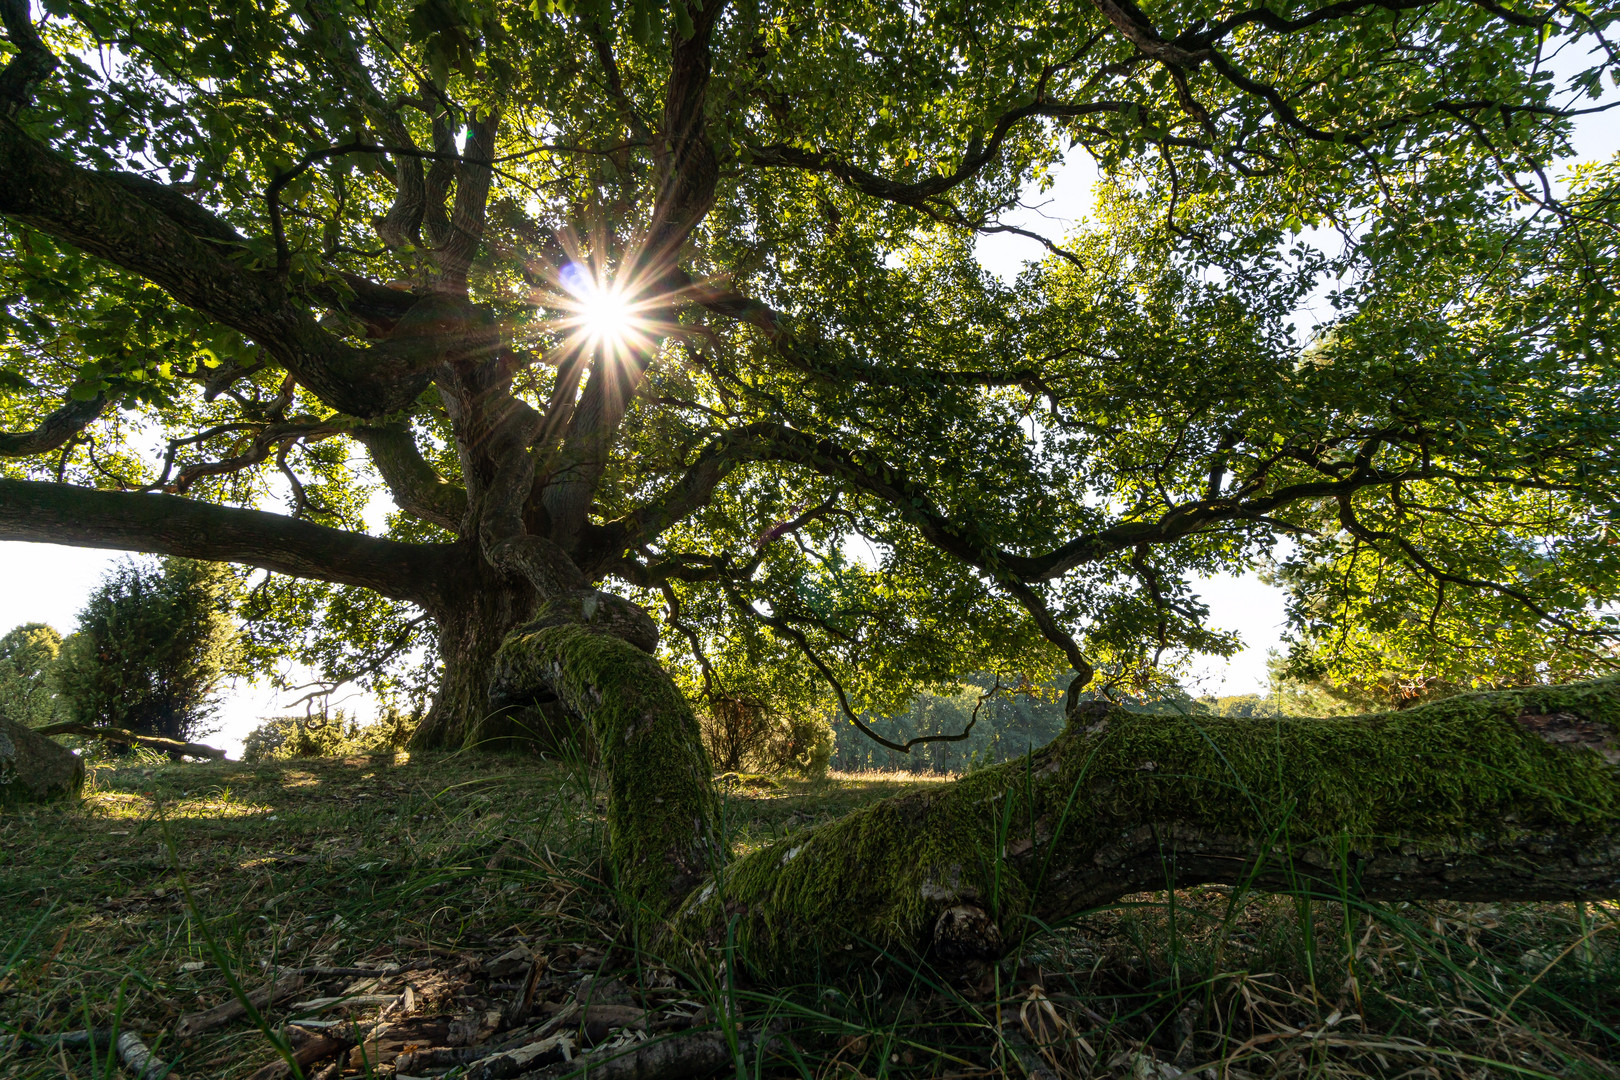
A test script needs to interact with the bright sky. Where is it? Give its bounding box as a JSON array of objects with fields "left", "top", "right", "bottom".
[{"left": 4, "top": 48, "right": 1613, "bottom": 756}]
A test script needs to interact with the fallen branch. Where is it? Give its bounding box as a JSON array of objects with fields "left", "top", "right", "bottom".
[
  {"left": 244, "top": 1033, "right": 355, "bottom": 1080},
  {"left": 267, "top": 964, "right": 409, "bottom": 978},
  {"left": 534, "top": 1029, "right": 730, "bottom": 1080},
  {"left": 175, "top": 973, "right": 305, "bottom": 1039},
  {"left": 41, "top": 1029, "right": 177, "bottom": 1080},
  {"left": 288, "top": 993, "right": 400, "bottom": 1014},
  {"left": 36, "top": 722, "right": 227, "bottom": 760}
]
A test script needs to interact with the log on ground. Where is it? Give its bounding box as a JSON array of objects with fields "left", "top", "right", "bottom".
[{"left": 670, "top": 678, "right": 1620, "bottom": 972}]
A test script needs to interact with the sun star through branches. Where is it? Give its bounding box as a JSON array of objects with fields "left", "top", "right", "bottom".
[{"left": 557, "top": 261, "right": 643, "bottom": 354}]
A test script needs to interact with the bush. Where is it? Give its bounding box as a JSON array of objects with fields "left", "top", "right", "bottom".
[
  {"left": 765, "top": 709, "right": 834, "bottom": 780},
  {"left": 241, "top": 708, "right": 417, "bottom": 763},
  {"left": 54, "top": 557, "right": 237, "bottom": 743},
  {"left": 699, "top": 693, "right": 833, "bottom": 779}
]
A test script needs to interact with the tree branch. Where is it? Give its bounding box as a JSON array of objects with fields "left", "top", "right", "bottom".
[
  {"left": 0, "top": 478, "right": 460, "bottom": 610},
  {"left": 0, "top": 0, "right": 58, "bottom": 118},
  {"left": 686, "top": 277, "right": 1055, "bottom": 391},
  {"left": 744, "top": 99, "right": 1127, "bottom": 208},
  {"left": 0, "top": 393, "right": 107, "bottom": 456},
  {"left": 0, "top": 118, "right": 436, "bottom": 417},
  {"left": 352, "top": 423, "right": 468, "bottom": 530}
]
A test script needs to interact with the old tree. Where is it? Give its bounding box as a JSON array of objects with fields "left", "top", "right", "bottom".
[{"left": 2, "top": 0, "right": 1619, "bottom": 966}]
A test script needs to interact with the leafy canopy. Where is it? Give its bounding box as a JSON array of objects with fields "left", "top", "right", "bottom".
[{"left": 0, "top": 0, "right": 1616, "bottom": 728}]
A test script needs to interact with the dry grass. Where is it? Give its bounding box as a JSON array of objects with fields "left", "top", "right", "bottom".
[{"left": 1, "top": 755, "right": 1616, "bottom": 1080}]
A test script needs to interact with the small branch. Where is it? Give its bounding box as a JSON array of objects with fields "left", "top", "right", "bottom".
[
  {"left": 721, "top": 585, "right": 985, "bottom": 754},
  {"left": 35, "top": 722, "right": 227, "bottom": 759},
  {"left": 175, "top": 973, "right": 306, "bottom": 1038},
  {"left": 0, "top": 0, "right": 59, "bottom": 117},
  {"left": 27, "top": 1030, "right": 175, "bottom": 1080}
]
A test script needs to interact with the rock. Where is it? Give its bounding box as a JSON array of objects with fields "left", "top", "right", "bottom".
[{"left": 0, "top": 714, "right": 84, "bottom": 805}]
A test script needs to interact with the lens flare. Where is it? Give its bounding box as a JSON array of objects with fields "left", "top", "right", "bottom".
[{"left": 559, "top": 261, "right": 633, "bottom": 348}]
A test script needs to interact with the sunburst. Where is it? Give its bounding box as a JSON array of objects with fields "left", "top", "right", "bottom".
[{"left": 557, "top": 260, "right": 641, "bottom": 352}]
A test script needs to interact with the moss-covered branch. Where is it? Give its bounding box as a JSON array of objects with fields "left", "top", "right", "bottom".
[
  {"left": 669, "top": 679, "right": 1620, "bottom": 973},
  {"left": 492, "top": 624, "right": 721, "bottom": 917}
]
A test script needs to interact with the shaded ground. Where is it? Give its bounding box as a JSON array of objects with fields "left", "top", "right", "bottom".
[{"left": 2, "top": 753, "right": 1617, "bottom": 1080}]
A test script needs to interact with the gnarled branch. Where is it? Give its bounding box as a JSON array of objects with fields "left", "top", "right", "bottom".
[
  {"left": 352, "top": 423, "right": 468, "bottom": 530},
  {"left": 0, "top": 118, "right": 436, "bottom": 417},
  {"left": 0, "top": 393, "right": 107, "bottom": 456}
]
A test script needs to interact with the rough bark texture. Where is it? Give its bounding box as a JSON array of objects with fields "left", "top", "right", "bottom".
[
  {"left": 0, "top": 714, "right": 85, "bottom": 804},
  {"left": 667, "top": 679, "right": 1620, "bottom": 973},
  {"left": 409, "top": 565, "right": 536, "bottom": 752}
]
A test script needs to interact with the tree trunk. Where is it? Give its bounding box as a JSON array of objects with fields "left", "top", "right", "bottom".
[
  {"left": 662, "top": 680, "right": 1620, "bottom": 974},
  {"left": 410, "top": 564, "right": 537, "bottom": 752}
]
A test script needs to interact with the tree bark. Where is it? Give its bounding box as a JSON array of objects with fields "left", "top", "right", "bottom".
[
  {"left": 659, "top": 680, "right": 1620, "bottom": 973},
  {"left": 488, "top": 624, "right": 721, "bottom": 916},
  {"left": 409, "top": 562, "right": 537, "bottom": 752}
]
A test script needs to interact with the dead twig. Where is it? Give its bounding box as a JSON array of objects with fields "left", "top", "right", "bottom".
[{"left": 176, "top": 973, "right": 305, "bottom": 1039}]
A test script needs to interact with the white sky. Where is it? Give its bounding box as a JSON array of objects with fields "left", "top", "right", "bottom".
[{"left": 4, "top": 49, "right": 1613, "bottom": 756}]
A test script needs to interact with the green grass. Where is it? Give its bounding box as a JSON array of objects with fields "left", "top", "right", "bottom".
[{"left": 2, "top": 753, "right": 1617, "bottom": 1080}]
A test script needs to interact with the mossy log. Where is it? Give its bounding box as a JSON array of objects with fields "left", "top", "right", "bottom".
[
  {"left": 492, "top": 622, "right": 1620, "bottom": 974},
  {"left": 671, "top": 681, "right": 1620, "bottom": 972}
]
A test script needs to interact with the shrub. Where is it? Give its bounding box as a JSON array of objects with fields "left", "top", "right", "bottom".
[
  {"left": 764, "top": 709, "right": 834, "bottom": 780},
  {"left": 241, "top": 708, "right": 418, "bottom": 763},
  {"left": 0, "top": 622, "right": 67, "bottom": 728},
  {"left": 54, "top": 557, "right": 237, "bottom": 743},
  {"left": 699, "top": 693, "right": 833, "bottom": 779}
]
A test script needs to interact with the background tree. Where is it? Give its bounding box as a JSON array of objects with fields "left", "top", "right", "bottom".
[
  {"left": 1, "top": 0, "right": 1618, "bottom": 963},
  {"left": 54, "top": 557, "right": 238, "bottom": 744},
  {"left": 0, "top": 622, "right": 67, "bottom": 728}
]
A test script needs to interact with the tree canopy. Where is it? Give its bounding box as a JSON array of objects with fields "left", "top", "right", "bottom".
[
  {"left": 0, "top": 0, "right": 1616, "bottom": 745},
  {"left": 0, "top": 622, "right": 66, "bottom": 728}
]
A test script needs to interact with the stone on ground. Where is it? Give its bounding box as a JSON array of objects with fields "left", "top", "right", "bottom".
[{"left": 0, "top": 714, "right": 85, "bottom": 804}]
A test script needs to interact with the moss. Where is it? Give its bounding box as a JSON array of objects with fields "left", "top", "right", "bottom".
[
  {"left": 672, "top": 678, "right": 1620, "bottom": 972},
  {"left": 493, "top": 625, "right": 721, "bottom": 919}
]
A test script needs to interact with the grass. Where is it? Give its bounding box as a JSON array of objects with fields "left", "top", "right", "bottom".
[{"left": 1, "top": 752, "right": 1617, "bottom": 1080}]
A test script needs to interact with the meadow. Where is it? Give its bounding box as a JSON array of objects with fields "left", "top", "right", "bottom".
[{"left": 2, "top": 752, "right": 1616, "bottom": 1080}]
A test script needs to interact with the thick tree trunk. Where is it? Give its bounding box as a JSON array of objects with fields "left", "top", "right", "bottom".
[
  {"left": 662, "top": 680, "right": 1620, "bottom": 973},
  {"left": 410, "top": 566, "right": 537, "bottom": 752}
]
